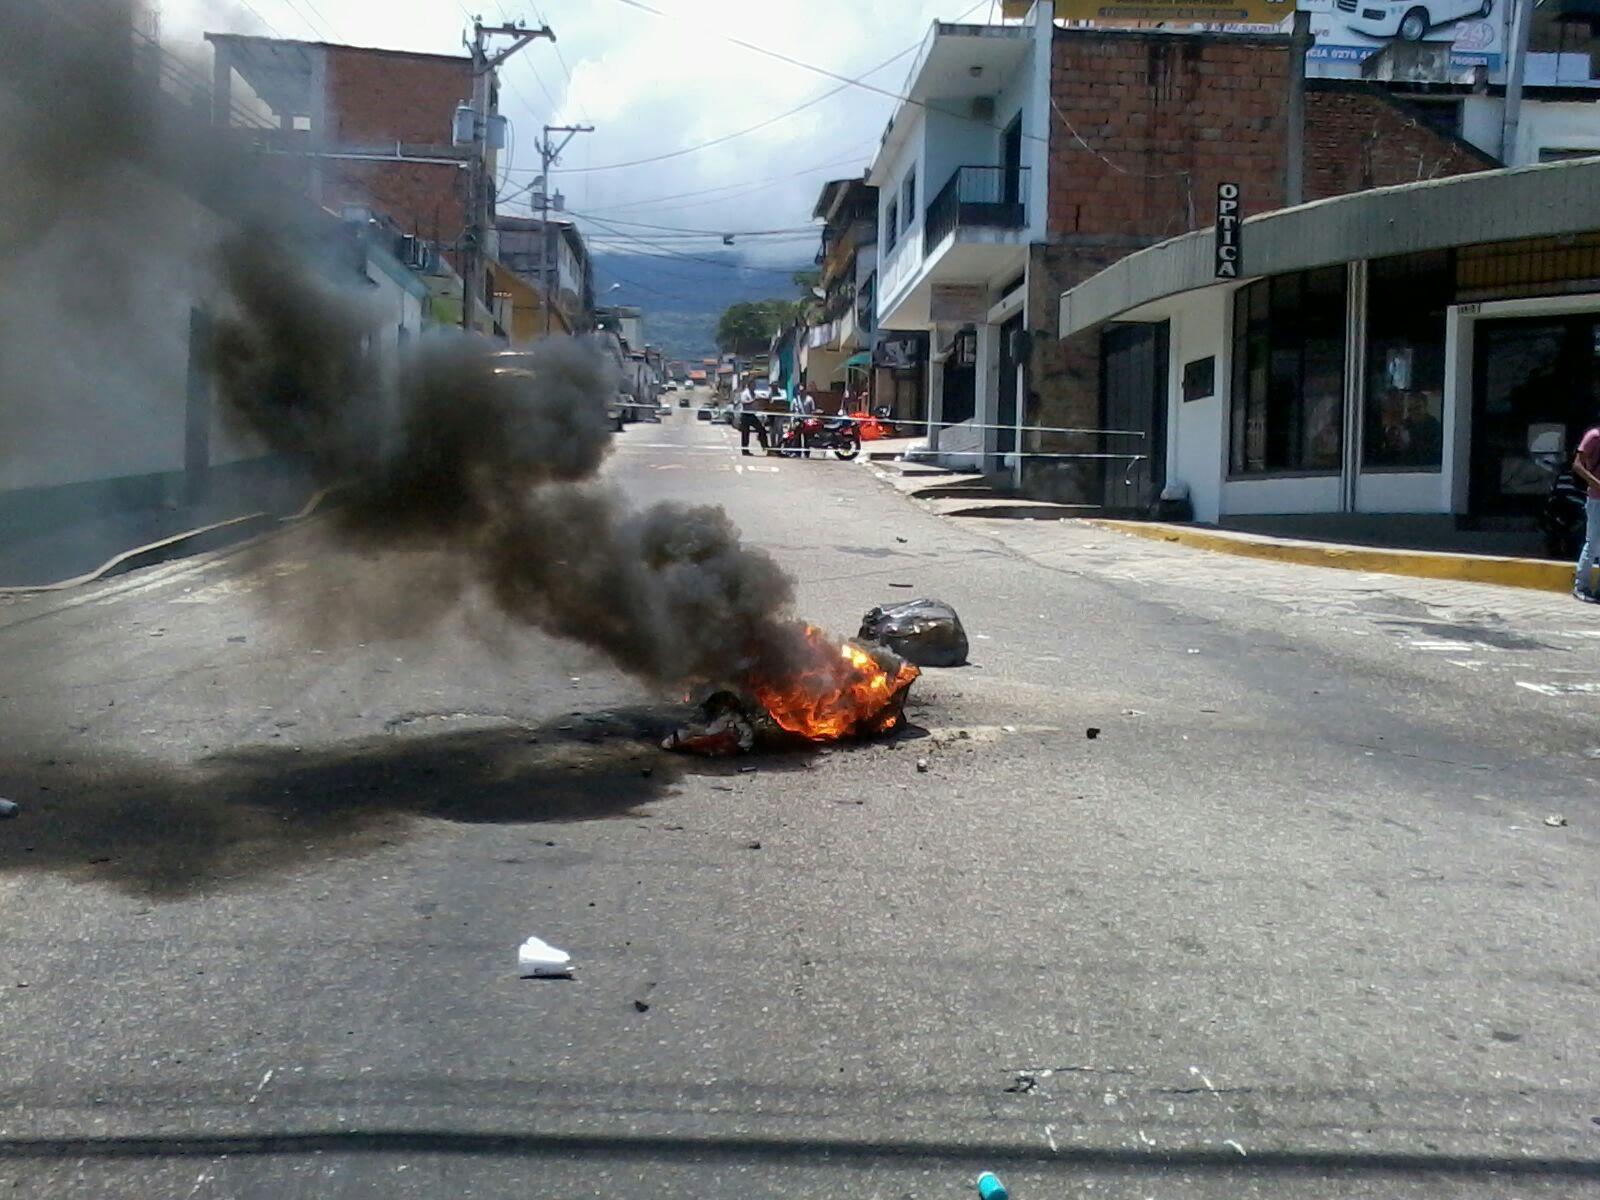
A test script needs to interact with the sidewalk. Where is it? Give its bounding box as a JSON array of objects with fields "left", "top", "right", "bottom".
[
  {"left": 0, "top": 480, "right": 321, "bottom": 591},
  {"left": 863, "top": 456, "right": 1577, "bottom": 595}
]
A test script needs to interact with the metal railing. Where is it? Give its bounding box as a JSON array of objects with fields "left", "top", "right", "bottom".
[{"left": 924, "top": 166, "right": 1029, "bottom": 251}]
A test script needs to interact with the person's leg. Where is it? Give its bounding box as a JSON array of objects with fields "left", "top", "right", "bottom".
[
  {"left": 739, "top": 414, "right": 753, "bottom": 452},
  {"left": 1579, "top": 497, "right": 1600, "bottom": 597}
]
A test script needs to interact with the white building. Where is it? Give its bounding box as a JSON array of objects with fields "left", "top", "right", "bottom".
[
  {"left": 1055, "top": 156, "right": 1600, "bottom": 547},
  {"left": 868, "top": 3, "right": 1054, "bottom": 474}
]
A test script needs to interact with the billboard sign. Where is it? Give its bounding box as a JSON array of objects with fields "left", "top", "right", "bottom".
[
  {"left": 1297, "top": 0, "right": 1508, "bottom": 78},
  {"left": 874, "top": 331, "right": 927, "bottom": 370},
  {"left": 1053, "top": 0, "right": 1293, "bottom": 20}
]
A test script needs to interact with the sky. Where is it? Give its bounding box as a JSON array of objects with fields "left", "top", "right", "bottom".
[{"left": 161, "top": 0, "right": 1000, "bottom": 265}]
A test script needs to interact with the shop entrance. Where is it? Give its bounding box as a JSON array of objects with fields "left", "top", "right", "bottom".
[
  {"left": 1470, "top": 312, "right": 1600, "bottom": 518},
  {"left": 1100, "top": 320, "right": 1169, "bottom": 511}
]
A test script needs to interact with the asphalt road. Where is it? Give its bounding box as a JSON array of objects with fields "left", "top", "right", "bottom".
[{"left": 1, "top": 394, "right": 1596, "bottom": 1199}]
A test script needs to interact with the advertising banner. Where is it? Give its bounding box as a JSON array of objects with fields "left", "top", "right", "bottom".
[
  {"left": 1297, "top": 0, "right": 1508, "bottom": 79},
  {"left": 873, "top": 331, "right": 928, "bottom": 370},
  {"left": 1053, "top": 0, "right": 1293, "bottom": 21}
]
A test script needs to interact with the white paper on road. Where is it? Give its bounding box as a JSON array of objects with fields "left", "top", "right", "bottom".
[{"left": 518, "top": 935, "right": 572, "bottom": 977}]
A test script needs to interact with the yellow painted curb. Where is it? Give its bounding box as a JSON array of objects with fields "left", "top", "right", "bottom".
[{"left": 1088, "top": 520, "right": 1573, "bottom": 593}]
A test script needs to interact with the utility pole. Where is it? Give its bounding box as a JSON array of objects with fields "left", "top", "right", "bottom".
[
  {"left": 1500, "top": 0, "right": 1533, "bottom": 163},
  {"left": 462, "top": 17, "right": 554, "bottom": 336},
  {"left": 535, "top": 123, "right": 593, "bottom": 335},
  {"left": 1284, "top": 7, "right": 1312, "bottom": 208}
]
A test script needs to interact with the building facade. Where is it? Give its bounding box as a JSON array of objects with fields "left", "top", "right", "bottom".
[
  {"left": 869, "top": 5, "right": 1055, "bottom": 469},
  {"left": 1053, "top": 158, "right": 1600, "bottom": 546},
  {"left": 803, "top": 177, "right": 879, "bottom": 413}
]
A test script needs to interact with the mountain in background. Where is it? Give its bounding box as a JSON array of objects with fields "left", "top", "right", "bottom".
[{"left": 590, "top": 250, "right": 811, "bottom": 363}]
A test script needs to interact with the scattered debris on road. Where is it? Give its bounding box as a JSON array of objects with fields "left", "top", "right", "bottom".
[
  {"left": 859, "top": 598, "right": 968, "bottom": 667},
  {"left": 1003, "top": 1073, "right": 1038, "bottom": 1094},
  {"left": 517, "top": 935, "right": 572, "bottom": 978},
  {"left": 1086, "top": 727, "right": 1101, "bottom": 740},
  {"left": 916, "top": 757, "right": 930, "bottom": 772},
  {"left": 0, "top": 798, "right": 17, "bottom": 819},
  {"left": 1545, "top": 814, "right": 1568, "bottom": 827},
  {"left": 977, "top": 1171, "right": 1010, "bottom": 1200},
  {"left": 661, "top": 691, "right": 758, "bottom": 757}
]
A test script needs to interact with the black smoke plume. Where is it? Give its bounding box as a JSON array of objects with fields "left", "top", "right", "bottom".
[
  {"left": 2, "top": 0, "right": 819, "bottom": 694},
  {"left": 208, "top": 234, "right": 807, "bottom": 688}
]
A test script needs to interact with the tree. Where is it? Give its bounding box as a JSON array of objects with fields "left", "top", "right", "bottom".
[{"left": 715, "top": 298, "right": 796, "bottom": 354}]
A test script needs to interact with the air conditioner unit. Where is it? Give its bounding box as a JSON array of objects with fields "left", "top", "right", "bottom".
[{"left": 971, "top": 96, "right": 995, "bottom": 122}]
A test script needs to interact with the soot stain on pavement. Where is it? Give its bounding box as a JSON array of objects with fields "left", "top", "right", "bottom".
[
  {"left": 0, "top": 712, "right": 669, "bottom": 897},
  {"left": 0, "top": 706, "right": 834, "bottom": 898}
]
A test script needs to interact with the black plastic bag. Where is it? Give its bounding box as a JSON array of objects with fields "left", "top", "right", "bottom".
[{"left": 858, "top": 598, "right": 968, "bottom": 668}]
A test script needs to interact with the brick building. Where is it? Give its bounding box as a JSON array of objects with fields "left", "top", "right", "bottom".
[
  {"left": 206, "top": 35, "right": 479, "bottom": 248},
  {"left": 867, "top": 3, "right": 1496, "bottom": 496},
  {"left": 1022, "top": 30, "right": 1495, "bottom": 508}
]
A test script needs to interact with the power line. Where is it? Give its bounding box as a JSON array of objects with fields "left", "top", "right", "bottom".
[
  {"left": 606, "top": 0, "right": 1050, "bottom": 146},
  {"left": 506, "top": 1, "right": 988, "bottom": 178},
  {"left": 577, "top": 140, "right": 877, "bottom": 215},
  {"left": 570, "top": 212, "right": 817, "bottom": 236},
  {"left": 232, "top": 0, "right": 287, "bottom": 37},
  {"left": 579, "top": 212, "right": 809, "bottom": 274},
  {"left": 278, "top": 0, "right": 335, "bottom": 40},
  {"left": 511, "top": 42, "right": 915, "bottom": 176}
]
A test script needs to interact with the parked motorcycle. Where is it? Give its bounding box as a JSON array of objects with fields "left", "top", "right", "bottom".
[
  {"left": 778, "top": 414, "right": 861, "bottom": 461},
  {"left": 1539, "top": 467, "right": 1587, "bottom": 560}
]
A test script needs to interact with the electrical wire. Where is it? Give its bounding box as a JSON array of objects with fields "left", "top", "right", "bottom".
[
  {"left": 576, "top": 140, "right": 878, "bottom": 214},
  {"left": 509, "top": 43, "right": 916, "bottom": 175},
  {"left": 504, "top": 0, "right": 988, "bottom": 177},
  {"left": 579, "top": 212, "right": 810, "bottom": 274},
  {"left": 569, "top": 213, "right": 817, "bottom": 236},
  {"left": 606, "top": 0, "right": 1050, "bottom": 146},
  {"left": 232, "top": 0, "right": 287, "bottom": 37},
  {"left": 278, "top": 0, "right": 336, "bottom": 40}
]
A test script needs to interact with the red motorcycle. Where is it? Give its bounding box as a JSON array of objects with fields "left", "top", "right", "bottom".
[{"left": 777, "top": 414, "right": 861, "bottom": 461}]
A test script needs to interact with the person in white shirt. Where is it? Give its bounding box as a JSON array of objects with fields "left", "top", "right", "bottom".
[{"left": 735, "top": 384, "right": 768, "bottom": 455}]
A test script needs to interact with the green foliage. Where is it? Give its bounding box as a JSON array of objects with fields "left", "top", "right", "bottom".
[{"left": 715, "top": 298, "right": 802, "bottom": 354}]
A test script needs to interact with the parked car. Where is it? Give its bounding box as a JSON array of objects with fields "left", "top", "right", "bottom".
[
  {"left": 696, "top": 406, "right": 714, "bottom": 422},
  {"left": 1346, "top": 0, "right": 1491, "bottom": 42}
]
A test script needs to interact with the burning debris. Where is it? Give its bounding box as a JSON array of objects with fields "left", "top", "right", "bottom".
[
  {"left": 663, "top": 631, "right": 921, "bottom": 756},
  {"left": 661, "top": 692, "right": 758, "bottom": 757}
]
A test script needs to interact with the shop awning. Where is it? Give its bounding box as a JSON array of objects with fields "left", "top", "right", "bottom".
[{"left": 839, "top": 352, "right": 872, "bottom": 371}]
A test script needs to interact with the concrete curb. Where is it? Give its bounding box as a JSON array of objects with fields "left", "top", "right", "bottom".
[
  {"left": 1088, "top": 519, "right": 1574, "bottom": 593},
  {"left": 0, "top": 486, "right": 338, "bottom": 596}
]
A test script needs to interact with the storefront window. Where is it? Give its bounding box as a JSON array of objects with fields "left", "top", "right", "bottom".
[
  {"left": 1363, "top": 251, "right": 1451, "bottom": 471},
  {"left": 1229, "top": 267, "right": 1347, "bottom": 475}
]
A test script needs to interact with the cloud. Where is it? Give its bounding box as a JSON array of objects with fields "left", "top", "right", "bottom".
[{"left": 161, "top": 0, "right": 980, "bottom": 259}]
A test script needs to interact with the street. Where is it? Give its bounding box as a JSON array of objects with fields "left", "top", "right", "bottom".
[{"left": 1, "top": 398, "right": 1597, "bottom": 1198}]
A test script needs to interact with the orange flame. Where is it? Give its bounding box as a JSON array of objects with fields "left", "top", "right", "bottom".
[{"left": 747, "top": 625, "right": 920, "bottom": 741}]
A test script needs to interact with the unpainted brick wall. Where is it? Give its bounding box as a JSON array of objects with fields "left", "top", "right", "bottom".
[
  {"left": 1048, "top": 31, "right": 1290, "bottom": 241},
  {"left": 323, "top": 48, "right": 473, "bottom": 243},
  {"left": 1303, "top": 85, "right": 1496, "bottom": 200}
]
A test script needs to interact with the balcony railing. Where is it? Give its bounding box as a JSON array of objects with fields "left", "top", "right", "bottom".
[{"left": 924, "top": 165, "right": 1029, "bottom": 252}]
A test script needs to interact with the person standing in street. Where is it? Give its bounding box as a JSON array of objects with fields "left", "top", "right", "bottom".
[
  {"left": 736, "top": 381, "right": 769, "bottom": 456},
  {"left": 1572, "top": 417, "right": 1600, "bottom": 601}
]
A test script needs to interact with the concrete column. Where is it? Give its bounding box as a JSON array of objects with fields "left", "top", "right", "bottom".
[
  {"left": 924, "top": 353, "right": 944, "bottom": 453},
  {"left": 308, "top": 46, "right": 329, "bottom": 210},
  {"left": 211, "top": 46, "right": 233, "bottom": 128},
  {"left": 975, "top": 322, "right": 1001, "bottom": 473}
]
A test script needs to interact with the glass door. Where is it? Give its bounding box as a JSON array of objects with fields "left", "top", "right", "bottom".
[{"left": 1470, "top": 314, "right": 1600, "bottom": 518}]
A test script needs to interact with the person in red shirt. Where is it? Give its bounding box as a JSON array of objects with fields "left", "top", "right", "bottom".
[{"left": 1571, "top": 421, "right": 1600, "bottom": 602}]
